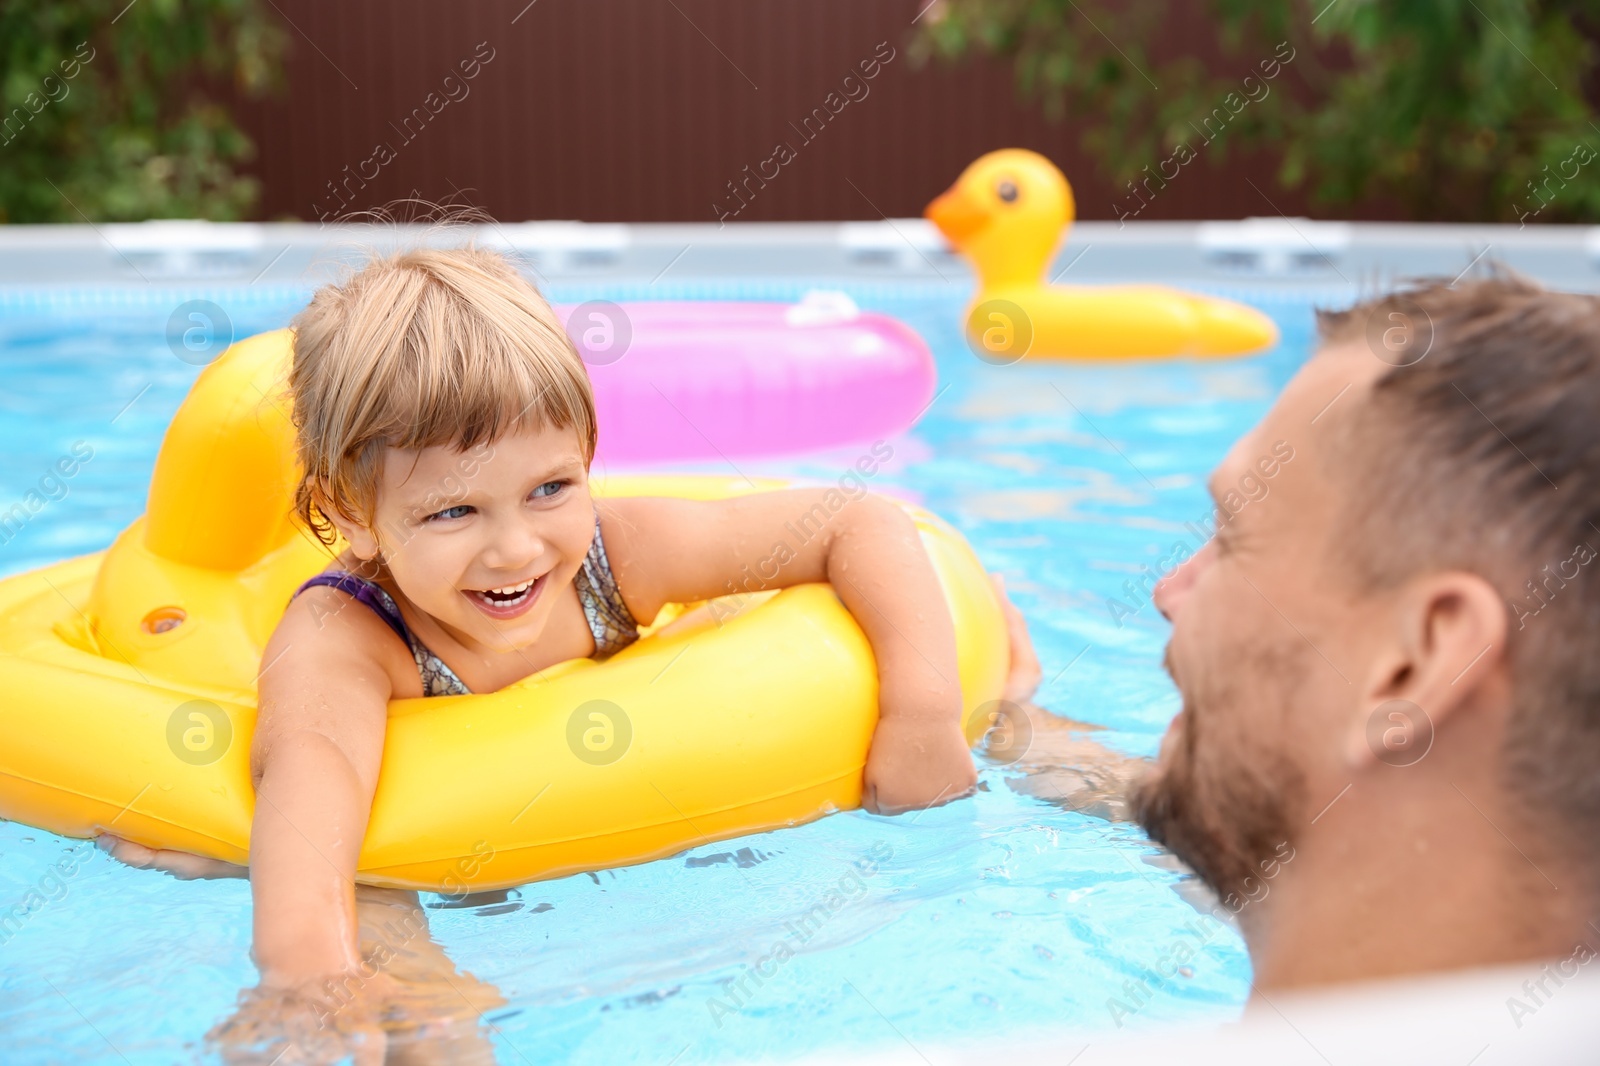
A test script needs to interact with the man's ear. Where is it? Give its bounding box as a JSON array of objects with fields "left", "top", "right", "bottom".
[
  {"left": 1344, "top": 572, "right": 1509, "bottom": 769},
  {"left": 311, "top": 477, "right": 381, "bottom": 561}
]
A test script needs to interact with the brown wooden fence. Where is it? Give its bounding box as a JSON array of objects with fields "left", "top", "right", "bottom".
[{"left": 234, "top": 0, "right": 1377, "bottom": 225}]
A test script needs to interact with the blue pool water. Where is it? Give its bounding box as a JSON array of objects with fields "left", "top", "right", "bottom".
[{"left": 0, "top": 276, "right": 1343, "bottom": 1064}]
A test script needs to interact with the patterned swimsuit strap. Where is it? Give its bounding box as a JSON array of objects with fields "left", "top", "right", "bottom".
[{"left": 576, "top": 510, "right": 640, "bottom": 656}]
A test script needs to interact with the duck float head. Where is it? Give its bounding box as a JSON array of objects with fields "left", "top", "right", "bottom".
[{"left": 926, "top": 148, "right": 1278, "bottom": 362}]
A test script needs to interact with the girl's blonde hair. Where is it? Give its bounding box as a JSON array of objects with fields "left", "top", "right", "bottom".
[{"left": 288, "top": 244, "right": 596, "bottom": 548}]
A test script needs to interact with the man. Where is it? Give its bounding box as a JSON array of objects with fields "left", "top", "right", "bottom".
[
  {"left": 1133, "top": 273, "right": 1600, "bottom": 989},
  {"left": 799, "top": 276, "right": 1600, "bottom": 1064}
]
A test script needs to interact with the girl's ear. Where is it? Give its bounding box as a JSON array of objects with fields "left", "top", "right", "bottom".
[{"left": 312, "top": 477, "right": 381, "bottom": 561}]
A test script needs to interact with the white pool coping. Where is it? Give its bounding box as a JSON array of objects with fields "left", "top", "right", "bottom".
[
  {"left": 792, "top": 961, "right": 1600, "bottom": 1065},
  {"left": 1, "top": 219, "right": 1598, "bottom": 292}
]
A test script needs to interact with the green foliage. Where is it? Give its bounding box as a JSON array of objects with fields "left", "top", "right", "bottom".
[
  {"left": 0, "top": 0, "right": 285, "bottom": 223},
  {"left": 916, "top": 0, "right": 1600, "bottom": 222}
]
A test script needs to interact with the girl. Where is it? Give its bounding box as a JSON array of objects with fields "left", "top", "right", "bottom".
[{"left": 101, "top": 245, "right": 1041, "bottom": 1053}]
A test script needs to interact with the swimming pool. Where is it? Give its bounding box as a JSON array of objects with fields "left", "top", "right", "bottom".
[{"left": 0, "top": 271, "right": 1341, "bottom": 1063}]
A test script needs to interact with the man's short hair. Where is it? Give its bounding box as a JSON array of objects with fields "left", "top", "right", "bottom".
[{"left": 1317, "top": 272, "right": 1600, "bottom": 848}]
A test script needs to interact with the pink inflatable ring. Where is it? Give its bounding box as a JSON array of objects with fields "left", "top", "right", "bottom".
[{"left": 556, "top": 292, "right": 937, "bottom": 465}]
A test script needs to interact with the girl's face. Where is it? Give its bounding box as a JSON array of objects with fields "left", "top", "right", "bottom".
[{"left": 344, "top": 421, "right": 595, "bottom": 655}]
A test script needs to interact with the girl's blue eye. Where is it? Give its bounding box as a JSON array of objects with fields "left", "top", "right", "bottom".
[{"left": 424, "top": 481, "right": 565, "bottom": 522}]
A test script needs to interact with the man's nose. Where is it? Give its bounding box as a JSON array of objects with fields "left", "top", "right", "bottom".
[{"left": 1153, "top": 539, "right": 1215, "bottom": 622}]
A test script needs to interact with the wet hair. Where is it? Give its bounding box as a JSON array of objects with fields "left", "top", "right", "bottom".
[
  {"left": 1317, "top": 271, "right": 1600, "bottom": 844},
  {"left": 287, "top": 244, "right": 596, "bottom": 548}
]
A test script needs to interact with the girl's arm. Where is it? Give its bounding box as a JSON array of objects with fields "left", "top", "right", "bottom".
[
  {"left": 245, "top": 591, "right": 396, "bottom": 987},
  {"left": 602, "top": 489, "right": 976, "bottom": 814}
]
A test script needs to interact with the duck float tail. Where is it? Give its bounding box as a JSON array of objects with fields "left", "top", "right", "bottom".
[{"left": 925, "top": 149, "right": 1279, "bottom": 362}]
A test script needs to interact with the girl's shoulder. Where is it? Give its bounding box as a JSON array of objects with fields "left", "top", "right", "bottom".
[
  {"left": 590, "top": 496, "right": 662, "bottom": 620},
  {"left": 274, "top": 557, "right": 424, "bottom": 699},
  {"left": 589, "top": 493, "right": 726, "bottom": 629}
]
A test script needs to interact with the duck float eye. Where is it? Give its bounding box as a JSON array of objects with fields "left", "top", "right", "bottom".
[{"left": 996, "top": 180, "right": 1019, "bottom": 203}]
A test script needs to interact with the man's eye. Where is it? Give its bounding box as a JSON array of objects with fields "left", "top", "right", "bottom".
[
  {"left": 531, "top": 480, "right": 567, "bottom": 499},
  {"left": 427, "top": 504, "right": 471, "bottom": 522}
]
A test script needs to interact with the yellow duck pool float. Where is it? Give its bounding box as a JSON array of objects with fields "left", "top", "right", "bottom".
[
  {"left": 925, "top": 148, "right": 1279, "bottom": 362},
  {"left": 0, "top": 329, "right": 1009, "bottom": 892}
]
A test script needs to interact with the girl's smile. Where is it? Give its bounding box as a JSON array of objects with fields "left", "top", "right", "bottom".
[{"left": 464, "top": 569, "right": 551, "bottom": 619}]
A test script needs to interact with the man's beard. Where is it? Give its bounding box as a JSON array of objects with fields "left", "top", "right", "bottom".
[{"left": 1130, "top": 641, "right": 1310, "bottom": 911}]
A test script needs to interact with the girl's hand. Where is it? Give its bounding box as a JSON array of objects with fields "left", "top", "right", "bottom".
[
  {"left": 862, "top": 716, "right": 977, "bottom": 815},
  {"left": 991, "top": 573, "right": 1042, "bottom": 705},
  {"left": 861, "top": 572, "right": 1043, "bottom": 814},
  {"left": 209, "top": 925, "right": 502, "bottom": 1065},
  {"left": 95, "top": 832, "right": 248, "bottom": 881},
  {"left": 206, "top": 974, "right": 390, "bottom": 1066}
]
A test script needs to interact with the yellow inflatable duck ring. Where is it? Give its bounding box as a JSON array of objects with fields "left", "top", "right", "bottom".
[
  {"left": 0, "top": 329, "right": 1009, "bottom": 892},
  {"left": 925, "top": 148, "right": 1279, "bottom": 362}
]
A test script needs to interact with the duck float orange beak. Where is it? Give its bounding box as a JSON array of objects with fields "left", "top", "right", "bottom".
[{"left": 926, "top": 149, "right": 1279, "bottom": 362}]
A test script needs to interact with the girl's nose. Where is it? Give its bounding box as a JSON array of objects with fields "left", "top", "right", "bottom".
[
  {"left": 1153, "top": 538, "right": 1215, "bottom": 622},
  {"left": 482, "top": 517, "right": 548, "bottom": 572}
]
